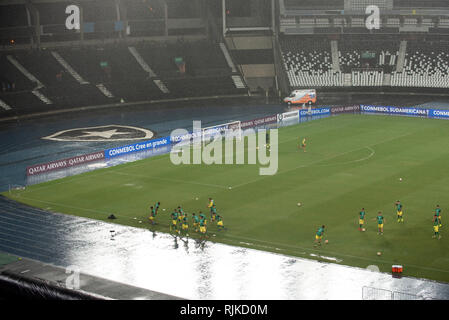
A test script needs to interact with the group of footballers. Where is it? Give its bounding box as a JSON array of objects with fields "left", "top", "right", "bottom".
[
  {"left": 357, "top": 201, "right": 443, "bottom": 239},
  {"left": 315, "top": 201, "right": 443, "bottom": 246},
  {"left": 148, "top": 198, "right": 225, "bottom": 238}
]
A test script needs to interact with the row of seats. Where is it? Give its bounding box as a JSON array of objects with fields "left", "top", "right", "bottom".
[
  {"left": 391, "top": 41, "right": 449, "bottom": 88},
  {"left": 352, "top": 70, "right": 384, "bottom": 87},
  {"left": 338, "top": 40, "right": 399, "bottom": 73},
  {"left": 390, "top": 74, "right": 449, "bottom": 88},
  {"left": 286, "top": 70, "right": 345, "bottom": 87},
  {"left": 280, "top": 36, "right": 449, "bottom": 89},
  {"left": 0, "top": 41, "right": 244, "bottom": 114}
]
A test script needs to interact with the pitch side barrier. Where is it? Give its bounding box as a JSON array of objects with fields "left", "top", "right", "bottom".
[
  {"left": 360, "top": 105, "right": 449, "bottom": 119},
  {"left": 104, "top": 114, "right": 279, "bottom": 159}
]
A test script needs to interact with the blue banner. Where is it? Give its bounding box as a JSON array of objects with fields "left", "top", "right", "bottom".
[
  {"left": 360, "top": 105, "right": 449, "bottom": 119},
  {"left": 429, "top": 109, "right": 449, "bottom": 118},
  {"left": 360, "top": 105, "right": 430, "bottom": 116},
  {"left": 299, "top": 108, "right": 331, "bottom": 117},
  {"left": 105, "top": 136, "right": 170, "bottom": 158}
]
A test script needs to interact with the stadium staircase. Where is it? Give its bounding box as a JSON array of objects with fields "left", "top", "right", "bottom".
[
  {"left": 51, "top": 51, "right": 89, "bottom": 85},
  {"left": 330, "top": 40, "right": 341, "bottom": 72},
  {"left": 344, "top": 73, "right": 352, "bottom": 87},
  {"left": 6, "top": 55, "right": 52, "bottom": 105},
  {"left": 219, "top": 42, "right": 246, "bottom": 90},
  {"left": 382, "top": 73, "right": 392, "bottom": 86},
  {"left": 128, "top": 46, "right": 170, "bottom": 94},
  {"left": 225, "top": 35, "right": 275, "bottom": 93},
  {"left": 396, "top": 41, "right": 407, "bottom": 72},
  {"left": 0, "top": 99, "right": 12, "bottom": 111}
]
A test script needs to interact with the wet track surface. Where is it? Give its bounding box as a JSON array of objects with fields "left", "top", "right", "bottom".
[
  {"left": 0, "top": 196, "right": 448, "bottom": 299},
  {"left": 1, "top": 99, "right": 449, "bottom": 299}
]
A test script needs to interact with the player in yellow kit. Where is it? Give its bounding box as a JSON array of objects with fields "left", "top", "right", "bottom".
[
  {"left": 149, "top": 206, "right": 156, "bottom": 225},
  {"left": 358, "top": 208, "right": 366, "bottom": 231},
  {"left": 216, "top": 214, "right": 225, "bottom": 230},
  {"left": 181, "top": 213, "right": 189, "bottom": 234},
  {"left": 298, "top": 137, "right": 307, "bottom": 152},
  {"left": 433, "top": 216, "right": 441, "bottom": 239},
  {"left": 395, "top": 200, "right": 404, "bottom": 223},
  {"left": 207, "top": 198, "right": 214, "bottom": 210}
]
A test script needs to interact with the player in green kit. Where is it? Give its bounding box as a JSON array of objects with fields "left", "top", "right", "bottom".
[
  {"left": 192, "top": 213, "right": 200, "bottom": 232},
  {"left": 199, "top": 212, "right": 207, "bottom": 226},
  {"left": 210, "top": 204, "right": 217, "bottom": 222},
  {"left": 181, "top": 213, "right": 189, "bottom": 235},
  {"left": 170, "top": 209, "right": 179, "bottom": 233},
  {"left": 395, "top": 200, "right": 404, "bottom": 223},
  {"left": 155, "top": 201, "right": 161, "bottom": 214},
  {"left": 298, "top": 137, "right": 307, "bottom": 152},
  {"left": 314, "top": 225, "right": 325, "bottom": 246},
  {"left": 359, "top": 208, "right": 366, "bottom": 231},
  {"left": 216, "top": 214, "right": 225, "bottom": 230},
  {"left": 199, "top": 217, "right": 207, "bottom": 238},
  {"left": 435, "top": 205, "right": 442, "bottom": 228},
  {"left": 177, "top": 206, "right": 185, "bottom": 223},
  {"left": 375, "top": 211, "right": 385, "bottom": 235},
  {"left": 433, "top": 216, "right": 441, "bottom": 239},
  {"left": 149, "top": 206, "right": 156, "bottom": 225}
]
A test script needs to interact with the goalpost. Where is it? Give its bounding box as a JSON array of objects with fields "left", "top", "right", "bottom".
[
  {"left": 172, "top": 120, "right": 242, "bottom": 154},
  {"left": 201, "top": 120, "right": 242, "bottom": 146},
  {"left": 8, "top": 184, "right": 25, "bottom": 194}
]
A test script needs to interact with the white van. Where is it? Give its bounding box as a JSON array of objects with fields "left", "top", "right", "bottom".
[{"left": 284, "top": 89, "right": 317, "bottom": 106}]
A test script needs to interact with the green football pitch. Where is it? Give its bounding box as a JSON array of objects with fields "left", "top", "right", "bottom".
[{"left": 5, "top": 114, "right": 449, "bottom": 282}]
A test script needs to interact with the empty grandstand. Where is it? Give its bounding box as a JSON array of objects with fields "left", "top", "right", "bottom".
[{"left": 280, "top": 35, "right": 449, "bottom": 89}]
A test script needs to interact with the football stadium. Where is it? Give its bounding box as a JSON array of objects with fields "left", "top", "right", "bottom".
[{"left": 1, "top": 0, "right": 449, "bottom": 303}]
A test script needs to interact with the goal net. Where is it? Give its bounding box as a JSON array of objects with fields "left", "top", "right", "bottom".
[{"left": 201, "top": 120, "right": 241, "bottom": 146}]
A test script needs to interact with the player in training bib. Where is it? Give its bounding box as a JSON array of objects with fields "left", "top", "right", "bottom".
[
  {"left": 376, "top": 212, "right": 385, "bottom": 235},
  {"left": 181, "top": 213, "right": 189, "bottom": 234},
  {"left": 359, "top": 208, "right": 366, "bottom": 231},
  {"left": 435, "top": 205, "right": 442, "bottom": 228},
  {"left": 149, "top": 206, "right": 156, "bottom": 225},
  {"left": 395, "top": 200, "right": 404, "bottom": 223},
  {"left": 216, "top": 214, "right": 225, "bottom": 230},
  {"left": 314, "top": 225, "right": 325, "bottom": 246},
  {"left": 207, "top": 198, "right": 214, "bottom": 210},
  {"left": 199, "top": 217, "right": 207, "bottom": 238},
  {"left": 192, "top": 213, "right": 200, "bottom": 232},
  {"left": 210, "top": 204, "right": 217, "bottom": 222},
  {"left": 177, "top": 206, "right": 184, "bottom": 223},
  {"left": 199, "top": 212, "right": 207, "bottom": 226},
  {"left": 155, "top": 201, "right": 160, "bottom": 214},
  {"left": 433, "top": 216, "right": 441, "bottom": 239},
  {"left": 170, "top": 209, "right": 179, "bottom": 233},
  {"left": 298, "top": 137, "right": 307, "bottom": 152}
]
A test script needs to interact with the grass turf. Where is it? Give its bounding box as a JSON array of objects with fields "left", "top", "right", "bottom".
[
  {"left": 0, "top": 251, "right": 18, "bottom": 267},
  {"left": 4, "top": 114, "right": 449, "bottom": 282}
]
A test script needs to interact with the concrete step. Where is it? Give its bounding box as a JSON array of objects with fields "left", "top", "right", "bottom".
[{"left": 51, "top": 51, "right": 89, "bottom": 85}]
